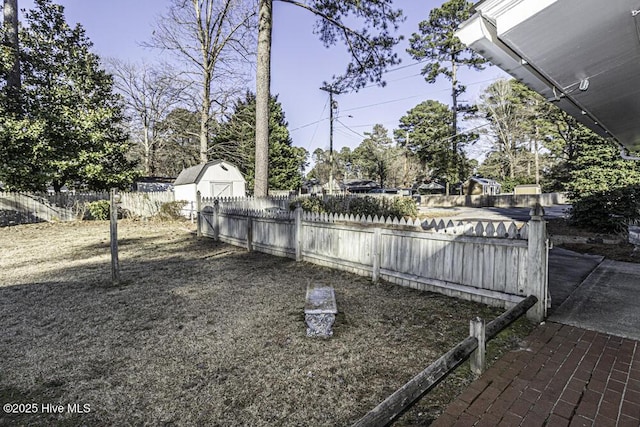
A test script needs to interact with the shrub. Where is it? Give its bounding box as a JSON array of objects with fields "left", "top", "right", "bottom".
[
  {"left": 293, "top": 196, "right": 324, "bottom": 213},
  {"left": 87, "top": 200, "right": 111, "bottom": 220},
  {"left": 499, "top": 176, "right": 535, "bottom": 194},
  {"left": 155, "top": 201, "right": 187, "bottom": 221},
  {"left": 290, "top": 195, "right": 418, "bottom": 220},
  {"left": 389, "top": 196, "right": 419, "bottom": 218},
  {"left": 569, "top": 185, "right": 640, "bottom": 233}
]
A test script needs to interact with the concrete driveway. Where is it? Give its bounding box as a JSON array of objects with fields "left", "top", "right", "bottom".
[
  {"left": 549, "top": 259, "right": 640, "bottom": 341},
  {"left": 419, "top": 204, "right": 570, "bottom": 222},
  {"left": 422, "top": 204, "right": 640, "bottom": 340}
]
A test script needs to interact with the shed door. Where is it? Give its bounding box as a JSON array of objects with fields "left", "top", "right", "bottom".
[{"left": 212, "top": 182, "right": 232, "bottom": 197}]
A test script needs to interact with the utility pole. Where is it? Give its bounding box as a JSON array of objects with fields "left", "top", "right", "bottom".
[
  {"left": 320, "top": 85, "right": 340, "bottom": 195},
  {"left": 404, "top": 131, "right": 409, "bottom": 187}
]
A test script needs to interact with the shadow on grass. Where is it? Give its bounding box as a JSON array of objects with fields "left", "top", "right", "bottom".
[{"left": 0, "top": 223, "right": 535, "bottom": 426}]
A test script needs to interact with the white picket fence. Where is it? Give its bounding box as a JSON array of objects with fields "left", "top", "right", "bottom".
[
  {"left": 199, "top": 201, "right": 548, "bottom": 320},
  {"left": 201, "top": 195, "right": 291, "bottom": 210}
]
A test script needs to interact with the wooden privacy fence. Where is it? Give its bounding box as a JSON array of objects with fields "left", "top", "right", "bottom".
[
  {"left": 199, "top": 200, "right": 548, "bottom": 321},
  {"left": 0, "top": 191, "right": 175, "bottom": 225}
]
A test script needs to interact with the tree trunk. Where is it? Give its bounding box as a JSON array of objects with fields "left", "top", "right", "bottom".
[
  {"left": 254, "top": 0, "right": 272, "bottom": 197},
  {"left": 3, "top": 0, "right": 21, "bottom": 94},
  {"left": 143, "top": 126, "right": 151, "bottom": 175},
  {"left": 200, "top": 73, "right": 211, "bottom": 164},
  {"left": 451, "top": 58, "right": 458, "bottom": 183}
]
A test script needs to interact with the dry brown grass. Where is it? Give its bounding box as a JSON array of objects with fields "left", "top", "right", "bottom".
[{"left": 0, "top": 220, "right": 534, "bottom": 426}]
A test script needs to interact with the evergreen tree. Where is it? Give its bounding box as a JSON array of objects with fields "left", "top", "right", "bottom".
[
  {"left": 566, "top": 131, "right": 640, "bottom": 231},
  {"left": 408, "top": 0, "right": 485, "bottom": 182},
  {"left": 567, "top": 134, "right": 640, "bottom": 198},
  {"left": 153, "top": 107, "right": 201, "bottom": 177},
  {"left": 307, "top": 148, "right": 331, "bottom": 184},
  {"left": 395, "top": 100, "right": 471, "bottom": 186},
  {"left": 213, "top": 91, "right": 307, "bottom": 191},
  {"left": 0, "top": 0, "right": 137, "bottom": 191},
  {"left": 353, "top": 124, "right": 393, "bottom": 188}
]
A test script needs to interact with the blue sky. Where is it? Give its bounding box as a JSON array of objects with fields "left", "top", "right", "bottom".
[{"left": 19, "top": 0, "right": 508, "bottom": 162}]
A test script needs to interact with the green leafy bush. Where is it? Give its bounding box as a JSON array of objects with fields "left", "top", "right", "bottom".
[
  {"left": 294, "top": 196, "right": 324, "bottom": 213},
  {"left": 87, "top": 200, "right": 111, "bottom": 220},
  {"left": 290, "top": 195, "right": 417, "bottom": 220},
  {"left": 390, "top": 197, "right": 419, "bottom": 218}
]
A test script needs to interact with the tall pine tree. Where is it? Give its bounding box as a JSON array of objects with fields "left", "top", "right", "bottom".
[
  {"left": 408, "top": 0, "right": 485, "bottom": 185},
  {"left": 253, "top": 0, "right": 404, "bottom": 196}
]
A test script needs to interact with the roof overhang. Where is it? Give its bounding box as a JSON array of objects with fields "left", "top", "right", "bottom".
[{"left": 457, "top": 0, "right": 640, "bottom": 154}]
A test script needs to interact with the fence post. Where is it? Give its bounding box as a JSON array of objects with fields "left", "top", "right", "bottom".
[
  {"left": 372, "top": 228, "right": 382, "bottom": 282},
  {"left": 247, "top": 214, "right": 253, "bottom": 252},
  {"left": 110, "top": 188, "right": 120, "bottom": 284},
  {"left": 295, "top": 203, "right": 302, "bottom": 262},
  {"left": 213, "top": 199, "right": 220, "bottom": 241},
  {"left": 196, "top": 191, "right": 202, "bottom": 237},
  {"left": 527, "top": 203, "right": 547, "bottom": 322},
  {"left": 470, "top": 317, "right": 486, "bottom": 377}
]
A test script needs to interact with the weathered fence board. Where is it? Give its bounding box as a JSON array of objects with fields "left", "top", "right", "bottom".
[
  {"left": 493, "top": 246, "right": 507, "bottom": 292},
  {"left": 200, "top": 201, "right": 548, "bottom": 312},
  {"left": 0, "top": 191, "right": 174, "bottom": 226}
]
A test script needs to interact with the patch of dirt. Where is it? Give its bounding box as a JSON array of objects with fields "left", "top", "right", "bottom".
[
  {"left": 546, "top": 218, "right": 639, "bottom": 263},
  {"left": 0, "top": 220, "right": 535, "bottom": 426}
]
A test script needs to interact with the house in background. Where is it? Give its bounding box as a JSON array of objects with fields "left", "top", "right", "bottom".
[
  {"left": 344, "top": 179, "right": 380, "bottom": 194},
  {"left": 416, "top": 182, "right": 446, "bottom": 195},
  {"left": 134, "top": 177, "right": 175, "bottom": 192},
  {"left": 300, "top": 179, "right": 323, "bottom": 195},
  {"left": 463, "top": 177, "right": 501, "bottom": 196},
  {"left": 174, "top": 160, "right": 246, "bottom": 207}
]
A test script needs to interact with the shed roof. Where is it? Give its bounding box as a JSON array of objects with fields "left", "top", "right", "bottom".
[{"left": 174, "top": 160, "right": 237, "bottom": 186}]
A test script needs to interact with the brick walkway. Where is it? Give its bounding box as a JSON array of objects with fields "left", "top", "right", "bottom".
[{"left": 433, "top": 322, "right": 640, "bottom": 427}]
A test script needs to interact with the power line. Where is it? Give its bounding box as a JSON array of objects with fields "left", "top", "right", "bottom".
[
  {"left": 341, "top": 94, "right": 424, "bottom": 113},
  {"left": 336, "top": 119, "right": 365, "bottom": 139},
  {"left": 290, "top": 76, "right": 507, "bottom": 135},
  {"left": 306, "top": 97, "right": 329, "bottom": 150}
]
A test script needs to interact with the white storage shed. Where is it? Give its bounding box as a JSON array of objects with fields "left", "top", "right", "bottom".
[{"left": 174, "top": 160, "right": 246, "bottom": 205}]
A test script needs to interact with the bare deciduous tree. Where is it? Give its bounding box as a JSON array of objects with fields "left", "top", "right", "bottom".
[
  {"left": 110, "top": 60, "right": 190, "bottom": 175},
  {"left": 479, "top": 79, "right": 529, "bottom": 181},
  {"left": 148, "top": 0, "right": 257, "bottom": 164}
]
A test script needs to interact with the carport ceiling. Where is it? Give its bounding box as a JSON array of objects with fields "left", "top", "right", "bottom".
[{"left": 457, "top": 0, "right": 640, "bottom": 154}]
